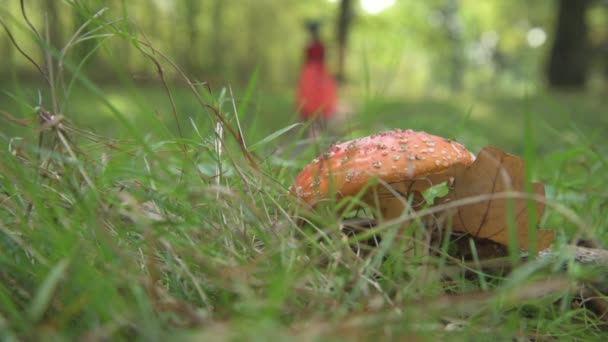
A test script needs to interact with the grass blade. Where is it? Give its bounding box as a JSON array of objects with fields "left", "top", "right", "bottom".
[
  {"left": 247, "top": 123, "right": 302, "bottom": 152},
  {"left": 27, "top": 259, "right": 69, "bottom": 323}
]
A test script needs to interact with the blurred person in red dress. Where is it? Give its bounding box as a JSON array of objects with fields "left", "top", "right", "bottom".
[{"left": 295, "top": 21, "right": 338, "bottom": 136}]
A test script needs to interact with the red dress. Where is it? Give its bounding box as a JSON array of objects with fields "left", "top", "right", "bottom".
[{"left": 296, "top": 40, "right": 337, "bottom": 120}]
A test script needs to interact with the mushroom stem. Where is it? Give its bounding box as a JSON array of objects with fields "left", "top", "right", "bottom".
[{"left": 378, "top": 197, "right": 407, "bottom": 222}]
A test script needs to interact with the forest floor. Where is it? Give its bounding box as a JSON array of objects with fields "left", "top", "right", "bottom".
[{"left": 1, "top": 83, "right": 607, "bottom": 340}]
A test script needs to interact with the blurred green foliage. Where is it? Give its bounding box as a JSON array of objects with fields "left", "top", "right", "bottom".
[
  {"left": 0, "top": 1, "right": 606, "bottom": 157},
  {"left": 0, "top": 0, "right": 606, "bottom": 93}
]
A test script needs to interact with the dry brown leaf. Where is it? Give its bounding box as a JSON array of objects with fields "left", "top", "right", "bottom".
[{"left": 436, "top": 147, "right": 554, "bottom": 251}]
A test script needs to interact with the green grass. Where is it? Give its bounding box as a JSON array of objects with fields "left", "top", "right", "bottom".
[
  {"left": 1, "top": 77, "right": 607, "bottom": 340},
  {"left": 1, "top": 12, "right": 608, "bottom": 341}
]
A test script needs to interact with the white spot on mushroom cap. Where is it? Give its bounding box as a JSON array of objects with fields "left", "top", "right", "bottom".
[
  {"left": 345, "top": 169, "right": 355, "bottom": 182},
  {"left": 406, "top": 164, "right": 416, "bottom": 177},
  {"left": 323, "top": 151, "right": 335, "bottom": 159}
]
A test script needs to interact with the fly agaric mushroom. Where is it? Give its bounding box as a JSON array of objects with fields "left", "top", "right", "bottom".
[{"left": 290, "top": 129, "right": 475, "bottom": 221}]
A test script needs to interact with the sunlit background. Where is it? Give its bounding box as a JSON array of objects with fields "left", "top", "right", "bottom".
[
  {"left": 2, "top": 0, "right": 606, "bottom": 92},
  {"left": 0, "top": 0, "right": 606, "bottom": 152}
]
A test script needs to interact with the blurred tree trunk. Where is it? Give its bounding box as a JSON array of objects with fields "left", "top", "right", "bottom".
[
  {"left": 210, "top": 0, "right": 225, "bottom": 75},
  {"left": 185, "top": 0, "right": 201, "bottom": 73},
  {"left": 443, "top": 0, "right": 465, "bottom": 92},
  {"left": 603, "top": 40, "right": 608, "bottom": 82},
  {"left": 0, "top": 26, "right": 13, "bottom": 75},
  {"left": 241, "top": 3, "right": 267, "bottom": 80},
  {"left": 547, "top": 0, "right": 591, "bottom": 89},
  {"left": 118, "top": 0, "right": 131, "bottom": 73},
  {"left": 336, "top": 0, "right": 352, "bottom": 83},
  {"left": 439, "top": 0, "right": 466, "bottom": 92}
]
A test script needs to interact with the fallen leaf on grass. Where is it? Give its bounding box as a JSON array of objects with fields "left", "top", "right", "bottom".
[{"left": 437, "top": 147, "right": 554, "bottom": 251}]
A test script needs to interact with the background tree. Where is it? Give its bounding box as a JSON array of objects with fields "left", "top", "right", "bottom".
[
  {"left": 336, "top": 0, "right": 353, "bottom": 83},
  {"left": 0, "top": 21, "right": 13, "bottom": 75},
  {"left": 442, "top": 0, "right": 465, "bottom": 92},
  {"left": 183, "top": 0, "right": 201, "bottom": 74},
  {"left": 547, "top": 0, "right": 591, "bottom": 89},
  {"left": 210, "top": 0, "right": 225, "bottom": 76}
]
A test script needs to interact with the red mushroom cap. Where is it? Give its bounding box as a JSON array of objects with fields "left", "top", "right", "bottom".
[{"left": 290, "top": 129, "right": 475, "bottom": 215}]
